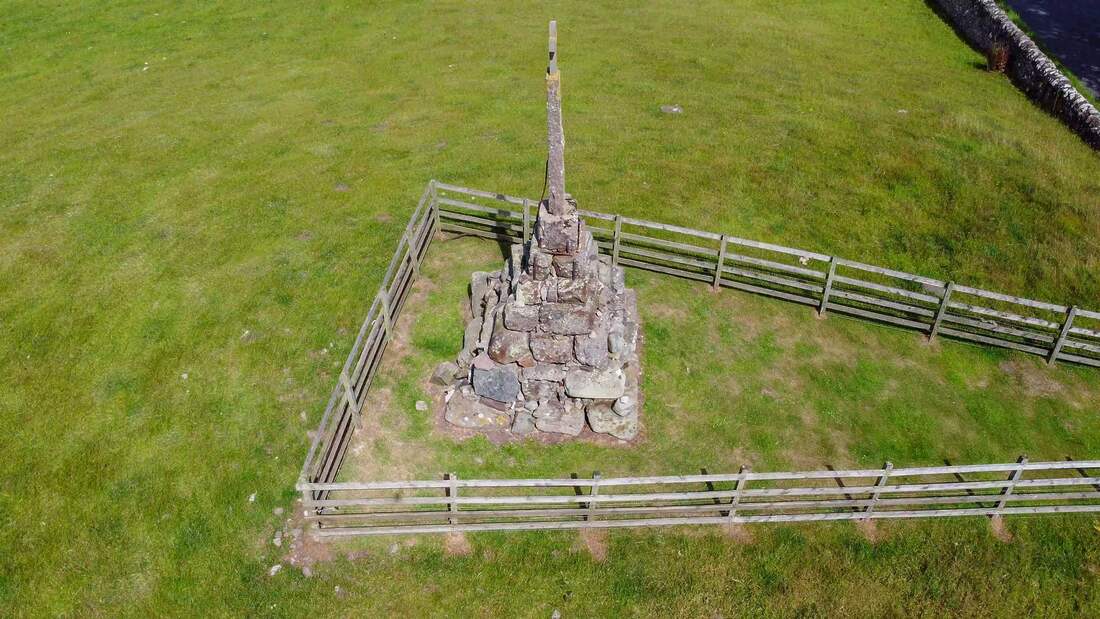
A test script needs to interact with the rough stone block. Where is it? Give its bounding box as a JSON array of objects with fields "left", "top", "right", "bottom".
[
  {"left": 586, "top": 400, "right": 638, "bottom": 440},
  {"left": 572, "top": 231, "right": 598, "bottom": 276},
  {"left": 534, "top": 208, "right": 580, "bottom": 255},
  {"left": 574, "top": 320, "right": 609, "bottom": 367},
  {"left": 487, "top": 325, "right": 530, "bottom": 364},
  {"left": 528, "top": 247, "right": 554, "bottom": 281},
  {"left": 564, "top": 366, "right": 625, "bottom": 399},
  {"left": 611, "top": 264, "right": 626, "bottom": 293},
  {"left": 552, "top": 255, "right": 574, "bottom": 278},
  {"left": 457, "top": 318, "right": 482, "bottom": 367},
  {"left": 509, "top": 244, "right": 526, "bottom": 287},
  {"left": 445, "top": 391, "right": 513, "bottom": 429},
  {"left": 514, "top": 277, "right": 543, "bottom": 306},
  {"left": 470, "top": 271, "right": 492, "bottom": 319},
  {"left": 511, "top": 410, "right": 536, "bottom": 435},
  {"left": 532, "top": 398, "right": 585, "bottom": 436},
  {"left": 521, "top": 379, "right": 558, "bottom": 402},
  {"left": 431, "top": 361, "right": 459, "bottom": 386},
  {"left": 522, "top": 364, "right": 566, "bottom": 382},
  {"left": 555, "top": 277, "right": 589, "bottom": 304},
  {"left": 530, "top": 332, "right": 575, "bottom": 364},
  {"left": 613, "top": 394, "right": 636, "bottom": 417},
  {"left": 503, "top": 303, "right": 540, "bottom": 331},
  {"left": 471, "top": 352, "right": 495, "bottom": 370},
  {"left": 539, "top": 302, "right": 594, "bottom": 335},
  {"left": 471, "top": 365, "right": 520, "bottom": 402},
  {"left": 477, "top": 305, "right": 499, "bottom": 350}
]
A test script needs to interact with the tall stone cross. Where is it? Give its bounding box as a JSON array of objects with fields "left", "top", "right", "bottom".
[{"left": 534, "top": 20, "right": 582, "bottom": 259}]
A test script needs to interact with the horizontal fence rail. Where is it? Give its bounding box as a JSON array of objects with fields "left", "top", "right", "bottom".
[
  {"left": 431, "top": 182, "right": 1100, "bottom": 369},
  {"left": 300, "top": 458, "right": 1100, "bottom": 537},
  {"left": 297, "top": 180, "right": 1099, "bottom": 539}
]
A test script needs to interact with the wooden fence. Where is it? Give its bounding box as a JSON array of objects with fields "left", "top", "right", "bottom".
[
  {"left": 431, "top": 182, "right": 1100, "bottom": 368},
  {"left": 297, "top": 182, "right": 437, "bottom": 497},
  {"left": 300, "top": 458, "right": 1100, "bottom": 537},
  {"left": 297, "top": 179, "right": 1100, "bottom": 536}
]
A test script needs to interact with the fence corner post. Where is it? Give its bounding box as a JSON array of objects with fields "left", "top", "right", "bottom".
[
  {"left": 864, "top": 461, "right": 892, "bottom": 519},
  {"left": 339, "top": 370, "right": 363, "bottom": 426},
  {"left": 430, "top": 179, "right": 441, "bottom": 232},
  {"left": 403, "top": 230, "right": 420, "bottom": 279},
  {"left": 819, "top": 257, "right": 837, "bottom": 316},
  {"left": 378, "top": 288, "right": 394, "bottom": 332},
  {"left": 929, "top": 281, "right": 954, "bottom": 340},
  {"left": 713, "top": 234, "right": 728, "bottom": 291},
  {"left": 728, "top": 465, "right": 750, "bottom": 523},
  {"left": 447, "top": 472, "right": 459, "bottom": 526},
  {"left": 996, "top": 455, "right": 1028, "bottom": 514},
  {"left": 611, "top": 215, "right": 623, "bottom": 267},
  {"left": 1048, "top": 306, "right": 1078, "bottom": 365},
  {"left": 588, "top": 472, "right": 601, "bottom": 522}
]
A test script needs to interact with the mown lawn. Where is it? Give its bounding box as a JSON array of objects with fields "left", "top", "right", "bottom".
[{"left": 1, "top": 1, "right": 1098, "bottom": 616}]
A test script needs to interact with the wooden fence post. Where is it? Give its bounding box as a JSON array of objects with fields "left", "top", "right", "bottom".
[
  {"left": 996, "top": 455, "right": 1027, "bottom": 513},
  {"left": 377, "top": 290, "right": 393, "bottom": 336},
  {"left": 929, "top": 281, "right": 954, "bottom": 340},
  {"left": 864, "top": 462, "right": 892, "bottom": 519},
  {"left": 1049, "top": 306, "right": 1078, "bottom": 365},
  {"left": 522, "top": 199, "right": 532, "bottom": 242},
  {"left": 447, "top": 472, "right": 459, "bottom": 526},
  {"left": 429, "top": 179, "right": 440, "bottom": 231},
  {"left": 403, "top": 231, "right": 420, "bottom": 278},
  {"left": 339, "top": 370, "right": 363, "bottom": 425},
  {"left": 611, "top": 215, "right": 623, "bottom": 267},
  {"left": 588, "top": 472, "right": 601, "bottom": 522},
  {"left": 713, "top": 235, "right": 728, "bottom": 290},
  {"left": 819, "top": 257, "right": 837, "bottom": 316},
  {"left": 728, "top": 465, "right": 750, "bottom": 522}
]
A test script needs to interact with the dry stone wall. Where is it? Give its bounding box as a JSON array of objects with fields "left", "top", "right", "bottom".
[{"left": 933, "top": 0, "right": 1100, "bottom": 149}]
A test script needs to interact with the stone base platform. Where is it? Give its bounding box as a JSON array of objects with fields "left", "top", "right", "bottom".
[{"left": 432, "top": 223, "right": 642, "bottom": 440}]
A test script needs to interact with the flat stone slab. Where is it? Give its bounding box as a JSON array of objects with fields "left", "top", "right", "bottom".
[
  {"left": 529, "top": 332, "right": 574, "bottom": 364},
  {"left": 532, "top": 399, "right": 584, "bottom": 436},
  {"left": 445, "top": 392, "right": 513, "bottom": 429},
  {"left": 564, "top": 366, "right": 625, "bottom": 399},
  {"left": 487, "top": 325, "right": 530, "bottom": 364},
  {"left": 586, "top": 400, "right": 638, "bottom": 440},
  {"left": 539, "top": 302, "right": 594, "bottom": 335},
  {"left": 472, "top": 365, "right": 520, "bottom": 403},
  {"left": 431, "top": 361, "right": 460, "bottom": 386}
]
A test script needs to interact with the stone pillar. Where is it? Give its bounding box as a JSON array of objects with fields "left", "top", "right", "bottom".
[{"left": 536, "top": 20, "right": 580, "bottom": 257}]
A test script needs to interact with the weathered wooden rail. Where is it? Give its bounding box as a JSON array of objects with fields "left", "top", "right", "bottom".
[
  {"left": 301, "top": 458, "right": 1100, "bottom": 536},
  {"left": 432, "top": 182, "right": 1100, "bottom": 369},
  {"left": 297, "top": 180, "right": 1100, "bottom": 536}
]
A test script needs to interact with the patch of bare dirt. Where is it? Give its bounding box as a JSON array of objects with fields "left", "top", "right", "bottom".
[
  {"left": 990, "top": 515, "right": 1013, "bottom": 543},
  {"left": 282, "top": 500, "right": 334, "bottom": 576},
  {"left": 998, "top": 359, "right": 1064, "bottom": 397},
  {"left": 856, "top": 518, "right": 884, "bottom": 544},
  {"left": 722, "top": 523, "right": 754, "bottom": 544},
  {"left": 576, "top": 528, "right": 609, "bottom": 562},
  {"left": 443, "top": 532, "right": 473, "bottom": 556}
]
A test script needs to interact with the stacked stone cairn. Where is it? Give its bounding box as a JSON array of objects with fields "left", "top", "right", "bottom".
[{"left": 431, "top": 21, "right": 642, "bottom": 440}]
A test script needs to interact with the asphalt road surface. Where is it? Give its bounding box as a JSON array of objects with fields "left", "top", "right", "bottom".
[{"left": 1004, "top": 0, "right": 1100, "bottom": 97}]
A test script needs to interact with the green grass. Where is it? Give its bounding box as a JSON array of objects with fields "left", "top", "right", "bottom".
[
  {"left": 1, "top": 0, "right": 1099, "bottom": 616},
  {"left": 355, "top": 238, "right": 1100, "bottom": 482}
]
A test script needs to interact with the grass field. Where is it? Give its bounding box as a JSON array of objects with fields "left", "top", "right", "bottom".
[{"left": 2, "top": 0, "right": 1099, "bottom": 616}]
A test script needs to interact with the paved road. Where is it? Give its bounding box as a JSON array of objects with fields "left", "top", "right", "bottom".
[{"left": 1004, "top": 0, "right": 1100, "bottom": 97}]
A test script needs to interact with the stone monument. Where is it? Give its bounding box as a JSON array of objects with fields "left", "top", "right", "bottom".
[{"left": 433, "top": 21, "right": 642, "bottom": 440}]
